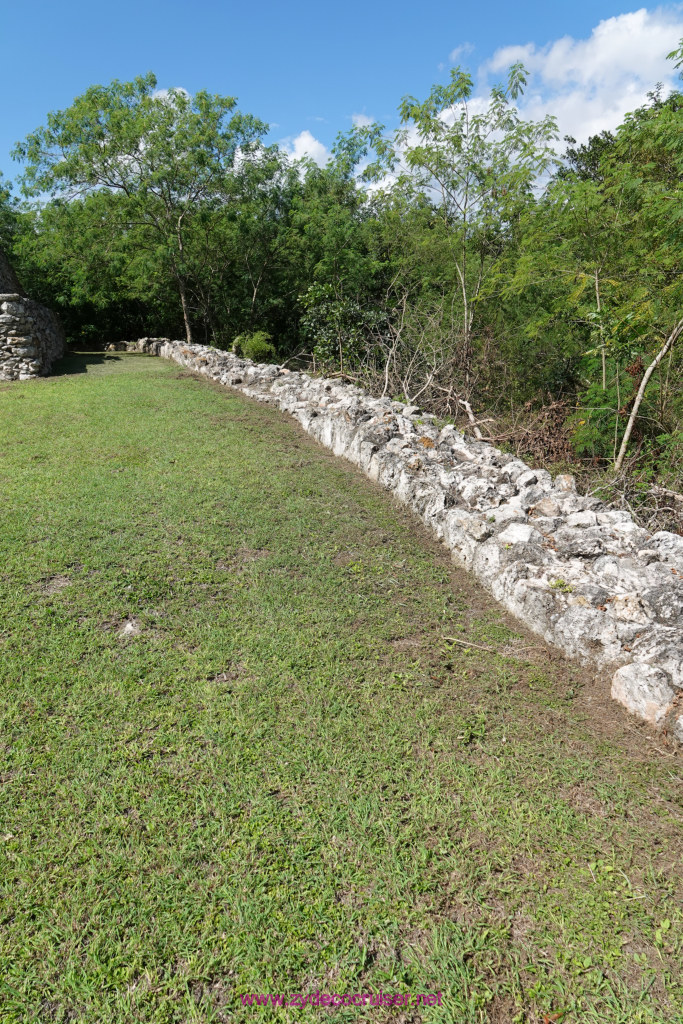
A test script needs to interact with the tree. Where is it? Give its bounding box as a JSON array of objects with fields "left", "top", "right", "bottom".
[
  {"left": 606, "top": 69, "right": 683, "bottom": 470},
  {"left": 0, "top": 173, "right": 19, "bottom": 257},
  {"left": 11, "top": 192, "right": 182, "bottom": 345},
  {"left": 13, "top": 73, "right": 268, "bottom": 342},
  {"left": 338, "top": 64, "right": 559, "bottom": 389},
  {"left": 509, "top": 75, "right": 683, "bottom": 469},
  {"left": 175, "top": 149, "right": 307, "bottom": 348},
  {"left": 289, "top": 160, "right": 387, "bottom": 368},
  {"left": 509, "top": 173, "right": 626, "bottom": 391},
  {"left": 556, "top": 130, "right": 616, "bottom": 183}
]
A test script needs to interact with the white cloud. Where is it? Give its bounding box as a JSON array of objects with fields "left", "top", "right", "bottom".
[
  {"left": 449, "top": 42, "right": 474, "bottom": 63},
  {"left": 351, "top": 113, "right": 374, "bottom": 128},
  {"left": 280, "top": 9, "right": 683, "bottom": 183},
  {"left": 280, "top": 129, "right": 330, "bottom": 166},
  {"left": 483, "top": 7, "right": 683, "bottom": 142},
  {"left": 152, "top": 86, "right": 191, "bottom": 102}
]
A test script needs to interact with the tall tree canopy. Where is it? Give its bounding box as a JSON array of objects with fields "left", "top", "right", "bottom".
[
  {"left": 13, "top": 72, "right": 268, "bottom": 341},
  {"left": 334, "top": 64, "right": 559, "bottom": 393}
]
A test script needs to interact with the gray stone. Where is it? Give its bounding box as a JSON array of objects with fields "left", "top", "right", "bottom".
[
  {"left": 555, "top": 527, "right": 605, "bottom": 558},
  {"left": 611, "top": 593, "right": 649, "bottom": 624},
  {"left": 566, "top": 510, "right": 598, "bottom": 529},
  {"left": 554, "top": 473, "right": 577, "bottom": 492},
  {"left": 532, "top": 496, "right": 561, "bottom": 517},
  {"left": 611, "top": 664, "right": 676, "bottom": 726},
  {"left": 572, "top": 583, "right": 609, "bottom": 607},
  {"left": 641, "top": 585, "right": 683, "bottom": 625},
  {"left": 647, "top": 532, "right": 683, "bottom": 570},
  {"left": 592, "top": 555, "right": 621, "bottom": 579},
  {"left": 516, "top": 469, "right": 538, "bottom": 488},
  {"left": 0, "top": 261, "right": 64, "bottom": 382},
  {"left": 498, "top": 523, "right": 539, "bottom": 547}
]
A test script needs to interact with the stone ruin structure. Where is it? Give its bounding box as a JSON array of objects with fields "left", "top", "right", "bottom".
[
  {"left": 0, "top": 250, "right": 65, "bottom": 381},
  {"left": 121, "top": 337, "right": 683, "bottom": 745}
]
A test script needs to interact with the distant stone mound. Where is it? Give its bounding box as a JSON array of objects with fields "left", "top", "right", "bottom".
[{"left": 0, "top": 249, "right": 65, "bottom": 380}]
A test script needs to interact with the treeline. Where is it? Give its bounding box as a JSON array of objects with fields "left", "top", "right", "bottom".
[{"left": 1, "top": 61, "right": 682, "bottom": 512}]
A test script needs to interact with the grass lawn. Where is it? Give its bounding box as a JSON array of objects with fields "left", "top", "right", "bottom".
[{"left": 0, "top": 351, "right": 682, "bottom": 1024}]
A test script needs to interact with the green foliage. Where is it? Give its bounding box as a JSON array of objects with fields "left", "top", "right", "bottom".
[
  {"left": 556, "top": 130, "right": 616, "bottom": 183},
  {"left": 0, "top": 172, "right": 17, "bottom": 251},
  {"left": 650, "top": 430, "right": 683, "bottom": 488},
  {"left": 233, "top": 330, "right": 277, "bottom": 363},
  {"left": 4, "top": 56, "right": 683, "bottom": 491},
  {"left": 299, "top": 283, "right": 384, "bottom": 368},
  {"left": 13, "top": 73, "right": 268, "bottom": 343},
  {"left": 569, "top": 376, "right": 624, "bottom": 460},
  {"left": 504, "top": 73, "right": 683, "bottom": 472},
  {"left": 549, "top": 578, "right": 574, "bottom": 593},
  {"left": 337, "top": 62, "right": 559, "bottom": 387}
]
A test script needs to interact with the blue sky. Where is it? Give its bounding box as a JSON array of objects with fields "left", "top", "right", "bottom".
[{"left": 2, "top": 1, "right": 683, "bottom": 186}]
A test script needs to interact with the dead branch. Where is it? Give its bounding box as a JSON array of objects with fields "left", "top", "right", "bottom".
[
  {"left": 650, "top": 484, "right": 683, "bottom": 506},
  {"left": 615, "top": 317, "right": 683, "bottom": 471}
]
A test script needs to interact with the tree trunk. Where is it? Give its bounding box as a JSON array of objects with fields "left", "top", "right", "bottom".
[
  {"left": 177, "top": 276, "right": 193, "bottom": 344},
  {"left": 175, "top": 216, "right": 193, "bottom": 344},
  {"left": 615, "top": 317, "right": 683, "bottom": 471},
  {"left": 594, "top": 270, "right": 605, "bottom": 391}
]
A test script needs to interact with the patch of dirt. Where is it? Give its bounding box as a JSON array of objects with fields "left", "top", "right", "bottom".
[
  {"left": 216, "top": 548, "right": 270, "bottom": 571},
  {"left": 333, "top": 549, "right": 363, "bottom": 567},
  {"left": 190, "top": 977, "right": 234, "bottom": 1012},
  {"left": 391, "top": 636, "right": 424, "bottom": 653},
  {"left": 238, "top": 546, "right": 269, "bottom": 561},
  {"left": 560, "top": 783, "right": 607, "bottom": 818},
  {"left": 511, "top": 855, "right": 537, "bottom": 878},
  {"left": 510, "top": 910, "right": 536, "bottom": 944},
  {"left": 99, "top": 616, "right": 143, "bottom": 638},
  {"left": 118, "top": 617, "right": 142, "bottom": 638},
  {"left": 211, "top": 665, "right": 245, "bottom": 685},
  {"left": 38, "top": 574, "right": 71, "bottom": 595},
  {"left": 488, "top": 995, "right": 521, "bottom": 1023}
]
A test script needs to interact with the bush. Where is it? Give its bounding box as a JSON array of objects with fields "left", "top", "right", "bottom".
[{"left": 232, "top": 331, "right": 277, "bottom": 363}]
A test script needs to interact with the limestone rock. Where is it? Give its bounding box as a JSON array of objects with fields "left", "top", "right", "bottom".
[{"left": 611, "top": 664, "right": 676, "bottom": 726}]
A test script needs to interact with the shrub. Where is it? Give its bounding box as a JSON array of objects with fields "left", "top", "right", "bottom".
[{"left": 232, "top": 331, "right": 277, "bottom": 363}]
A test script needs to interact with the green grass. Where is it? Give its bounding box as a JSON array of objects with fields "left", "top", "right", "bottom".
[{"left": 1, "top": 352, "right": 682, "bottom": 1024}]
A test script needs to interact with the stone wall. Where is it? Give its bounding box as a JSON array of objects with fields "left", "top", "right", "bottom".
[
  {"left": 126, "top": 337, "right": 683, "bottom": 744},
  {"left": 0, "top": 293, "right": 65, "bottom": 381}
]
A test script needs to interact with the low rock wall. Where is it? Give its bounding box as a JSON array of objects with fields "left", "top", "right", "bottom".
[
  {"left": 126, "top": 337, "right": 683, "bottom": 743},
  {"left": 0, "top": 293, "right": 65, "bottom": 381}
]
